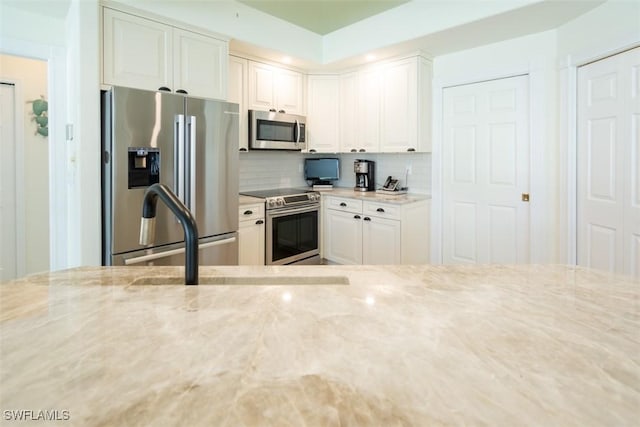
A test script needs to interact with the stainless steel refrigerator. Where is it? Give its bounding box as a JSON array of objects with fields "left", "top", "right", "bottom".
[{"left": 101, "top": 86, "right": 239, "bottom": 266}]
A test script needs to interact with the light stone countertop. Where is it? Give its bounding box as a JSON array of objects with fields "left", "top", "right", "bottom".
[
  {"left": 1, "top": 264, "right": 639, "bottom": 426},
  {"left": 319, "top": 187, "right": 431, "bottom": 204},
  {"left": 239, "top": 195, "right": 264, "bottom": 206}
]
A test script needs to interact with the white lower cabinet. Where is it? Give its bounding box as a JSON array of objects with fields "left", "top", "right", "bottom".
[
  {"left": 323, "top": 195, "right": 429, "bottom": 265},
  {"left": 324, "top": 209, "right": 363, "bottom": 264},
  {"left": 362, "top": 216, "right": 401, "bottom": 264},
  {"left": 238, "top": 203, "right": 265, "bottom": 265}
]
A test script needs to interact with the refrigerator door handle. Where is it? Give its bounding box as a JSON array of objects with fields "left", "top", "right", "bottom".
[
  {"left": 187, "top": 115, "right": 197, "bottom": 216},
  {"left": 175, "top": 114, "right": 186, "bottom": 205},
  {"left": 124, "top": 236, "right": 237, "bottom": 265}
]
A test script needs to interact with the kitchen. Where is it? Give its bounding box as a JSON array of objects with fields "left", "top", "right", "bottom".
[
  {"left": 2, "top": 0, "right": 639, "bottom": 273},
  {"left": 1, "top": 0, "right": 640, "bottom": 425}
]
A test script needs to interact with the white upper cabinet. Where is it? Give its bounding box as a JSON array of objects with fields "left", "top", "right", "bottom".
[
  {"left": 247, "top": 61, "right": 306, "bottom": 115},
  {"left": 102, "top": 7, "right": 228, "bottom": 100},
  {"left": 339, "top": 72, "right": 358, "bottom": 153},
  {"left": 380, "top": 58, "right": 419, "bottom": 152},
  {"left": 173, "top": 29, "right": 227, "bottom": 99},
  {"left": 305, "top": 55, "right": 432, "bottom": 153},
  {"left": 306, "top": 75, "right": 340, "bottom": 153},
  {"left": 357, "top": 67, "right": 382, "bottom": 153},
  {"left": 228, "top": 56, "right": 249, "bottom": 151},
  {"left": 103, "top": 8, "right": 172, "bottom": 91},
  {"left": 361, "top": 56, "right": 432, "bottom": 153}
]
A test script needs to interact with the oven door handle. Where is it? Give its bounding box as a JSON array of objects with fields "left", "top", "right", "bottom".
[{"left": 267, "top": 205, "right": 319, "bottom": 217}]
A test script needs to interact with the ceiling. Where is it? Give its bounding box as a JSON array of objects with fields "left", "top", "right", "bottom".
[{"left": 237, "top": 0, "right": 409, "bottom": 35}]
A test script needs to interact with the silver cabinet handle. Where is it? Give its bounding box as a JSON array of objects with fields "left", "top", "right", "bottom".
[
  {"left": 124, "top": 237, "right": 237, "bottom": 265},
  {"left": 175, "top": 114, "right": 185, "bottom": 205},
  {"left": 187, "top": 115, "right": 197, "bottom": 217}
]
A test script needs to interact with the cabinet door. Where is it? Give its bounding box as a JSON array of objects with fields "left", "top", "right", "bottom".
[
  {"left": 239, "top": 219, "right": 265, "bottom": 265},
  {"left": 357, "top": 68, "right": 381, "bottom": 153},
  {"left": 103, "top": 8, "right": 172, "bottom": 91},
  {"left": 340, "top": 72, "right": 358, "bottom": 153},
  {"left": 173, "top": 29, "right": 227, "bottom": 99},
  {"left": 307, "top": 75, "right": 340, "bottom": 153},
  {"left": 380, "top": 59, "right": 418, "bottom": 152},
  {"left": 362, "top": 216, "right": 401, "bottom": 264},
  {"left": 276, "top": 69, "right": 306, "bottom": 115},
  {"left": 324, "top": 209, "right": 362, "bottom": 264},
  {"left": 248, "top": 62, "right": 276, "bottom": 111},
  {"left": 228, "top": 56, "right": 248, "bottom": 151}
]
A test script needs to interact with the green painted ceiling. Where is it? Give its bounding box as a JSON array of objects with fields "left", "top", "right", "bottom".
[{"left": 237, "top": 0, "right": 410, "bottom": 35}]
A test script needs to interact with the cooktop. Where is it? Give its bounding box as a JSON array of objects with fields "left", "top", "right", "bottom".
[{"left": 240, "top": 188, "right": 316, "bottom": 199}]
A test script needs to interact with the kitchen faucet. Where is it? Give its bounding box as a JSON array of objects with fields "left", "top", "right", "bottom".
[{"left": 139, "top": 183, "right": 199, "bottom": 285}]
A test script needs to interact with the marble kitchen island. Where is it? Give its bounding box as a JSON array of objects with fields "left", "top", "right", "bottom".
[{"left": 1, "top": 265, "right": 638, "bottom": 426}]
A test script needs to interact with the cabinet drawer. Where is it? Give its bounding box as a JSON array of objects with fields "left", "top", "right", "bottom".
[
  {"left": 363, "top": 201, "right": 400, "bottom": 220},
  {"left": 239, "top": 204, "right": 265, "bottom": 222},
  {"left": 326, "top": 196, "right": 362, "bottom": 213}
]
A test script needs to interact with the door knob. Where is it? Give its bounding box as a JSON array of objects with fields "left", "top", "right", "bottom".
[{"left": 521, "top": 193, "right": 530, "bottom": 202}]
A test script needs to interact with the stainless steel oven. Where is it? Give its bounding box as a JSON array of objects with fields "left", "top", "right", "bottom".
[{"left": 240, "top": 188, "right": 321, "bottom": 265}]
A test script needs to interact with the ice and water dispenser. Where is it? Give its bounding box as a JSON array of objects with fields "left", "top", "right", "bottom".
[{"left": 128, "top": 147, "right": 160, "bottom": 189}]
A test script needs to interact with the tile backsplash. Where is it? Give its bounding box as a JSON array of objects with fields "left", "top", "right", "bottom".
[{"left": 239, "top": 151, "right": 431, "bottom": 194}]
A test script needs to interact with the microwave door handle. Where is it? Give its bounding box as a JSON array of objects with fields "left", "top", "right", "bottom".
[
  {"left": 175, "top": 114, "right": 185, "bottom": 205},
  {"left": 187, "top": 115, "right": 197, "bottom": 217},
  {"left": 294, "top": 120, "right": 300, "bottom": 144}
]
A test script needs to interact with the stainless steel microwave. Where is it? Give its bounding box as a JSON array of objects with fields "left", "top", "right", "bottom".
[{"left": 249, "top": 110, "right": 306, "bottom": 150}]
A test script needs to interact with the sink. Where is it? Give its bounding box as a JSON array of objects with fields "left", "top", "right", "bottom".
[{"left": 129, "top": 275, "right": 350, "bottom": 286}]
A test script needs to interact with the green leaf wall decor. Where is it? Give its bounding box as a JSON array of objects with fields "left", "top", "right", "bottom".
[{"left": 28, "top": 95, "right": 48, "bottom": 137}]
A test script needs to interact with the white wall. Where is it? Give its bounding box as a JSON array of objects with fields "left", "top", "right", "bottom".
[
  {"left": 0, "top": 54, "right": 50, "bottom": 275},
  {"left": 0, "top": 0, "right": 102, "bottom": 270},
  {"left": 64, "top": 0, "right": 101, "bottom": 268},
  {"left": 555, "top": 0, "right": 640, "bottom": 264},
  {"left": 239, "top": 152, "right": 431, "bottom": 194},
  {"left": 432, "top": 30, "right": 559, "bottom": 264},
  {"left": 109, "top": 0, "right": 322, "bottom": 64},
  {"left": 0, "top": 3, "right": 67, "bottom": 48}
]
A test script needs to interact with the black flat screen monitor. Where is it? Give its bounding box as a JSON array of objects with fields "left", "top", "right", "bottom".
[{"left": 304, "top": 158, "right": 339, "bottom": 185}]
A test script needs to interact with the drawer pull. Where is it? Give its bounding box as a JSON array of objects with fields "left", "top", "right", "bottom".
[
  {"left": 350, "top": 149, "right": 357, "bottom": 153},
  {"left": 339, "top": 202, "right": 347, "bottom": 207},
  {"left": 363, "top": 217, "right": 371, "bottom": 221},
  {"left": 243, "top": 210, "right": 253, "bottom": 215},
  {"left": 354, "top": 215, "right": 361, "bottom": 219},
  {"left": 376, "top": 208, "right": 385, "bottom": 213},
  {"left": 256, "top": 220, "right": 264, "bottom": 225}
]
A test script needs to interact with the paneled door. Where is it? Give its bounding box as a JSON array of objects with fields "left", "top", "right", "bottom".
[
  {"left": 577, "top": 47, "right": 640, "bottom": 277},
  {"left": 442, "top": 75, "right": 530, "bottom": 264},
  {"left": 0, "top": 82, "right": 17, "bottom": 281}
]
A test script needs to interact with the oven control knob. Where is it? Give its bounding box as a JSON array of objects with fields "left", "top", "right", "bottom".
[
  {"left": 268, "top": 200, "right": 276, "bottom": 207},
  {"left": 276, "top": 198, "right": 284, "bottom": 206}
]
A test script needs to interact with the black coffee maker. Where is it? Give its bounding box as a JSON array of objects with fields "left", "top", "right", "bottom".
[{"left": 354, "top": 159, "right": 375, "bottom": 192}]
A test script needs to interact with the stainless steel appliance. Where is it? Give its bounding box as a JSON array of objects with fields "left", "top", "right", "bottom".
[
  {"left": 240, "top": 188, "right": 321, "bottom": 265},
  {"left": 249, "top": 110, "right": 306, "bottom": 150},
  {"left": 102, "top": 86, "right": 240, "bottom": 266},
  {"left": 354, "top": 159, "right": 375, "bottom": 192}
]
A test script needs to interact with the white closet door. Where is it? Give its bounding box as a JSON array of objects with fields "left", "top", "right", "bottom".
[
  {"left": 0, "top": 83, "right": 17, "bottom": 281},
  {"left": 442, "top": 75, "right": 530, "bottom": 264},
  {"left": 577, "top": 47, "right": 640, "bottom": 277}
]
